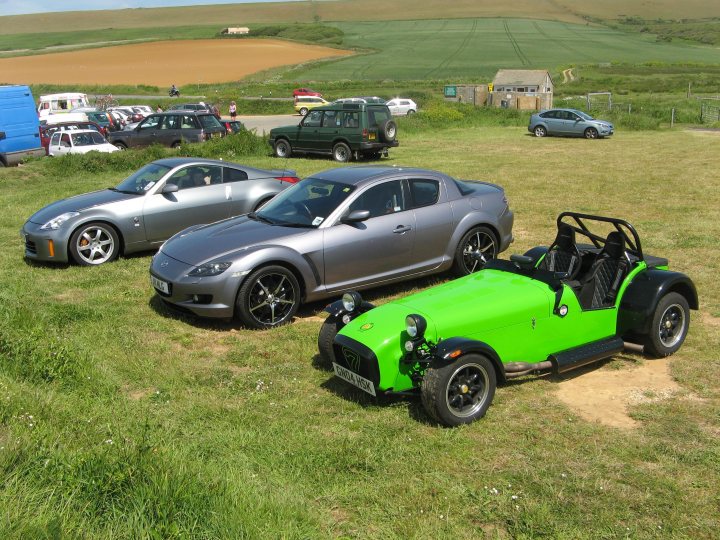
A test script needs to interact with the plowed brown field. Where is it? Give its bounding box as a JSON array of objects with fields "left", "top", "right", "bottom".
[{"left": 0, "top": 39, "right": 352, "bottom": 85}]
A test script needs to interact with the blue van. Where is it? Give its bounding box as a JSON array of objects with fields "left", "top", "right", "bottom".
[{"left": 0, "top": 85, "right": 44, "bottom": 167}]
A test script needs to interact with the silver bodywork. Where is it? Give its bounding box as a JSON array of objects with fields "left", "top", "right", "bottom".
[
  {"left": 150, "top": 166, "right": 514, "bottom": 319},
  {"left": 22, "top": 157, "right": 296, "bottom": 264}
]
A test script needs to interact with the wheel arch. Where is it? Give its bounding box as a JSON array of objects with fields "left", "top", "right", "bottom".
[
  {"left": 617, "top": 269, "right": 698, "bottom": 337},
  {"left": 433, "top": 337, "right": 506, "bottom": 383},
  {"left": 448, "top": 218, "right": 502, "bottom": 259}
]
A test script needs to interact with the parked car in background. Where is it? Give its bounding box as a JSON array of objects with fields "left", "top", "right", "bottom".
[
  {"left": 293, "top": 96, "right": 329, "bottom": 116},
  {"left": 167, "top": 103, "right": 211, "bottom": 113},
  {"left": 334, "top": 96, "right": 386, "bottom": 105},
  {"left": 223, "top": 120, "right": 245, "bottom": 133},
  {"left": 48, "top": 129, "right": 118, "bottom": 156},
  {"left": 293, "top": 88, "right": 322, "bottom": 98},
  {"left": 37, "top": 92, "right": 89, "bottom": 119},
  {"left": 528, "top": 108, "right": 614, "bottom": 139},
  {"left": 271, "top": 102, "right": 399, "bottom": 162},
  {"left": 149, "top": 166, "right": 513, "bottom": 329},
  {"left": 0, "top": 85, "right": 44, "bottom": 167},
  {"left": 75, "top": 109, "right": 117, "bottom": 132},
  {"left": 108, "top": 111, "right": 226, "bottom": 149},
  {"left": 40, "top": 121, "right": 105, "bottom": 154},
  {"left": 386, "top": 98, "right": 418, "bottom": 116},
  {"left": 22, "top": 158, "right": 300, "bottom": 266},
  {"left": 108, "top": 107, "right": 143, "bottom": 124},
  {"left": 127, "top": 105, "right": 153, "bottom": 116}
]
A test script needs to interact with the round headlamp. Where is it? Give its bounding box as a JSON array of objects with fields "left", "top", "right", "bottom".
[
  {"left": 342, "top": 291, "right": 362, "bottom": 312},
  {"left": 405, "top": 314, "right": 427, "bottom": 338}
]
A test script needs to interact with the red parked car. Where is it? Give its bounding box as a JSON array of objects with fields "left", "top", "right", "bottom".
[{"left": 292, "top": 88, "right": 322, "bottom": 98}]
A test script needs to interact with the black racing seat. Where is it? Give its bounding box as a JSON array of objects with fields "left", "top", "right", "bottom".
[
  {"left": 578, "top": 231, "right": 629, "bottom": 309},
  {"left": 538, "top": 224, "right": 581, "bottom": 279}
]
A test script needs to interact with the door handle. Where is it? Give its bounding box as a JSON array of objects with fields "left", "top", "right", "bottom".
[{"left": 393, "top": 225, "right": 412, "bottom": 234}]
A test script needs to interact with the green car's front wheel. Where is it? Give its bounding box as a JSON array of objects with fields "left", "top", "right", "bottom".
[
  {"left": 318, "top": 318, "right": 342, "bottom": 369},
  {"left": 421, "top": 354, "right": 497, "bottom": 426}
]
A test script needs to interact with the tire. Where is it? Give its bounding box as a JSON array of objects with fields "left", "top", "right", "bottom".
[
  {"left": 584, "top": 127, "right": 599, "bottom": 139},
  {"left": 114, "top": 142, "right": 127, "bottom": 150},
  {"left": 421, "top": 354, "right": 497, "bottom": 426},
  {"left": 69, "top": 222, "right": 120, "bottom": 266},
  {"left": 407, "top": 109, "right": 416, "bottom": 115},
  {"left": 452, "top": 226, "right": 498, "bottom": 276},
  {"left": 318, "top": 318, "right": 342, "bottom": 369},
  {"left": 332, "top": 142, "right": 351, "bottom": 163},
  {"left": 533, "top": 125, "right": 547, "bottom": 137},
  {"left": 274, "top": 139, "right": 292, "bottom": 158},
  {"left": 171, "top": 141, "right": 182, "bottom": 149},
  {"left": 644, "top": 292, "right": 690, "bottom": 357},
  {"left": 299, "top": 107, "right": 309, "bottom": 116},
  {"left": 236, "top": 265, "right": 301, "bottom": 329},
  {"left": 379, "top": 120, "right": 397, "bottom": 142}
]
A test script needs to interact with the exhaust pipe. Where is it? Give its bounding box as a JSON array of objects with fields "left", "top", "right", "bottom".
[
  {"left": 504, "top": 360, "right": 553, "bottom": 378},
  {"left": 623, "top": 341, "right": 644, "bottom": 354}
]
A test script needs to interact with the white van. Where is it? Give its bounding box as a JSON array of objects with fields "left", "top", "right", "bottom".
[{"left": 37, "top": 93, "right": 89, "bottom": 119}]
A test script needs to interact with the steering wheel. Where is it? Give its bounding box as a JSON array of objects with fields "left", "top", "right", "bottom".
[{"left": 293, "top": 202, "right": 313, "bottom": 221}]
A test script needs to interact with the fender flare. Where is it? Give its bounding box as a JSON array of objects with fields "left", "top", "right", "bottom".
[
  {"left": 323, "top": 299, "right": 376, "bottom": 327},
  {"left": 432, "top": 337, "right": 506, "bottom": 383},
  {"left": 618, "top": 269, "right": 698, "bottom": 336}
]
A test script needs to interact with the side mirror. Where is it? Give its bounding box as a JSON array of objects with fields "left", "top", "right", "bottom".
[
  {"left": 341, "top": 209, "right": 370, "bottom": 224},
  {"left": 162, "top": 183, "right": 179, "bottom": 194}
]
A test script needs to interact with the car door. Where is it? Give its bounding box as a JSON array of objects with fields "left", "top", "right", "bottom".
[
  {"left": 48, "top": 132, "right": 62, "bottom": 156},
  {"left": 540, "top": 111, "right": 561, "bottom": 134},
  {"left": 322, "top": 179, "right": 415, "bottom": 291},
  {"left": 222, "top": 166, "right": 255, "bottom": 216},
  {"left": 404, "top": 177, "right": 453, "bottom": 271},
  {"left": 141, "top": 164, "right": 231, "bottom": 244},
  {"left": 566, "top": 111, "right": 585, "bottom": 136},
  {"left": 296, "top": 109, "right": 323, "bottom": 151},
  {"left": 316, "top": 110, "right": 341, "bottom": 151},
  {"left": 133, "top": 115, "right": 162, "bottom": 147},
  {"left": 386, "top": 99, "right": 399, "bottom": 115},
  {"left": 156, "top": 114, "right": 181, "bottom": 146}
]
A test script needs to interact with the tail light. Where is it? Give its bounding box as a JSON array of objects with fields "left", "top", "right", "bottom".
[
  {"left": 276, "top": 176, "right": 300, "bottom": 184},
  {"left": 362, "top": 128, "right": 368, "bottom": 140}
]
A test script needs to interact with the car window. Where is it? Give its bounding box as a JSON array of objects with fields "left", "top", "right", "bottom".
[
  {"left": 167, "top": 165, "right": 219, "bottom": 190},
  {"left": 115, "top": 162, "right": 172, "bottom": 193},
  {"left": 60, "top": 133, "right": 71, "bottom": 147},
  {"left": 540, "top": 111, "right": 556, "bottom": 119},
  {"left": 50, "top": 133, "right": 61, "bottom": 146},
  {"left": 223, "top": 167, "right": 248, "bottom": 183},
  {"left": 161, "top": 115, "right": 180, "bottom": 130},
  {"left": 180, "top": 115, "right": 198, "bottom": 129},
  {"left": 72, "top": 132, "right": 104, "bottom": 146},
  {"left": 322, "top": 110, "right": 340, "bottom": 128},
  {"left": 258, "top": 178, "right": 355, "bottom": 227},
  {"left": 408, "top": 179, "right": 439, "bottom": 208},
  {"left": 302, "top": 110, "right": 323, "bottom": 127},
  {"left": 198, "top": 115, "right": 222, "bottom": 129},
  {"left": 367, "top": 108, "right": 391, "bottom": 128},
  {"left": 568, "top": 112, "right": 581, "bottom": 121},
  {"left": 139, "top": 116, "right": 162, "bottom": 130},
  {"left": 349, "top": 180, "right": 406, "bottom": 218},
  {"left": 341, "top": 112, "right": 359, "bottom": 128}
]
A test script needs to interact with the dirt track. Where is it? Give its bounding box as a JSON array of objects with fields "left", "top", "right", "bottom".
[{"left": 0, "top": 39, "right": 351, "bottom": 86}]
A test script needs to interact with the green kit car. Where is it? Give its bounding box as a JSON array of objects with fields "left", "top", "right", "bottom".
[{"left": 318, "top": 213, "right": 698, "bottom": 426}]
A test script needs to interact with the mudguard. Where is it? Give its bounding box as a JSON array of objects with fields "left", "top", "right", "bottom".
[
  {"left": 432, "top": 337, "right": 506, "bottom": 383},
  {"left": 617, "top": 269, "right": 698, "bottom": 336},
  {"left": 323, "top": 299, "right": 376, "bottom": 326}
]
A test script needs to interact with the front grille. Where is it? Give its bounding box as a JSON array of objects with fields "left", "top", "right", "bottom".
[{"left": 333, "top": 334, "right": 381, "bottom": 387}]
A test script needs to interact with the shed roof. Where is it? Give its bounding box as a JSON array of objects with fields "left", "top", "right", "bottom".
[{"left": 492, "top": 69, "right": 553, "bottom": 86}]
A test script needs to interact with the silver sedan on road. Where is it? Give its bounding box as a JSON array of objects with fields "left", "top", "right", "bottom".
[
  {"left": 22, "top": 158, "right": 299, "bottom": 265},
  {"left": 150, "top": 166, "right": 514, "bottom": 329}
]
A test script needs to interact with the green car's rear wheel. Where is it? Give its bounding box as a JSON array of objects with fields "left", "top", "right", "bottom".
[
  {"left": 421, "top": 354, "right": 496, "bottom": 426},
  {"left": 644, "top": 292, "right": 690, "bottom": 357}
]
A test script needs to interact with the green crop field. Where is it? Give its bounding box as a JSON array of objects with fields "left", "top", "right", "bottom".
[
  {"left": 284, "top": 18, "right": 720, "bottom": 81},
  {"left": 0, "top": 125, "right": 719, "bottom": 538}
]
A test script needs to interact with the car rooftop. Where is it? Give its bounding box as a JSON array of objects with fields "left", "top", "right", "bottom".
[{"left": 309, "top": 165, "right": 443, "bottom": 185}]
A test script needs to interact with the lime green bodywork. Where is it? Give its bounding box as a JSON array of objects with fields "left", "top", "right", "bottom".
[{"left": 338, "top": 262, "right": 648, "bottom": 393}]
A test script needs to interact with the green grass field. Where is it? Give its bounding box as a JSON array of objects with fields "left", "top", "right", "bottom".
[
  {"left": 1, "top": 126, "right": 719, "bottom": 538},
  {"left": 284, "top": 18, "right": 720, "bottom": 81}
]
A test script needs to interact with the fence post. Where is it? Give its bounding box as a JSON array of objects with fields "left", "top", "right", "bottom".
[
  {"left": 671, "top": 108, "right": 675, "bottom": 128},
  {"left": 628, "top": 103, "right": 632, "bottom": 114}
]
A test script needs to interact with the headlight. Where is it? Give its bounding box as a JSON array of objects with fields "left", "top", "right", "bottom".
[
  {"left": 405, "top": 314, "right": 427, "bottom": 338},
  {"left": 342, "top": 291, "right": 362, "bottom": 312},
  {"left": 40, "top": 211, "right": 79, "bottom": 230},
  {"left": 188, "top": 262, "right": 232, "bottom": 277}
]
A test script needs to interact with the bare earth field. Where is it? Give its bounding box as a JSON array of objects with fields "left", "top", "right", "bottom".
[{"left": 0, "top": 39, "right": 351, "bottom": 86}]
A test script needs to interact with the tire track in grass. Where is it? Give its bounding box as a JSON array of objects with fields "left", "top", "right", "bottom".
[
  {"left": 503, "top": 19, "right": 530, "bottom": 66},
  {"left": 532, "top": 20, "right": 598, "bottom": 63},
  {"left": 425, "top": 18, "right": 478, "bottom": 78}
]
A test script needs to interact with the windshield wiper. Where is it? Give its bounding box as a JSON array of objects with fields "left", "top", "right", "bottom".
[
  {"left": 278, "top": 221, "right": 314, "bottom": 228},
  {"left": 248, "top": 211, "right": 276, "bottom": 225},
  {"left": 108, "top": 187, "right": 141, "bottom": 195}
]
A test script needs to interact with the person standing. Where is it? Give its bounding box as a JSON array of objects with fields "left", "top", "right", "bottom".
[{"left": 229, "top": 101, "right": 237, "bottom": 120}]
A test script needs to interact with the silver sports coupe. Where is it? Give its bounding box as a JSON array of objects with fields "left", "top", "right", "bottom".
[
  {"left": 22, "top": 158, "right": 299, "bottom": 265},
  {"left": 150, "top": 166, "right": 514, "bottom": 329}
]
